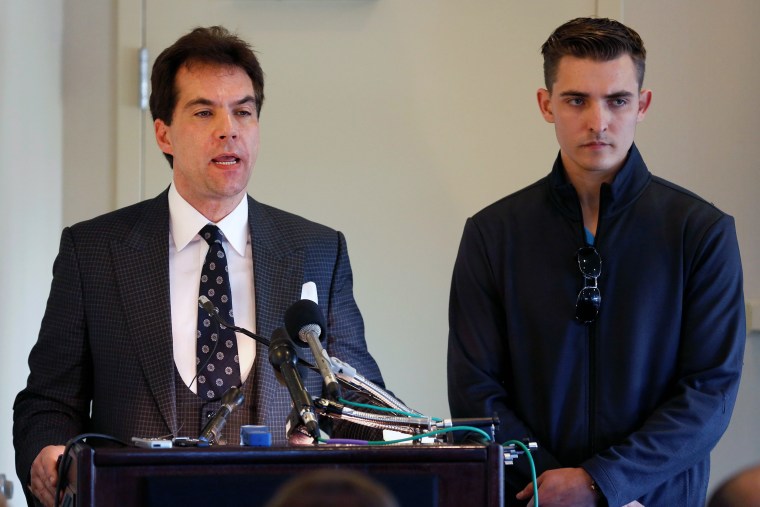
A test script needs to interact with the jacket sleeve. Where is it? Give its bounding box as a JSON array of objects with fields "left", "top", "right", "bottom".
[
  {"left": 447, "top": 218, "right": 563, "bottom": 488},
  {"left": 13, "top": 227, "right": 92, "bottom": 503},
  {"left": 583, "top": 214, "right": 746, "bottom": 505}
]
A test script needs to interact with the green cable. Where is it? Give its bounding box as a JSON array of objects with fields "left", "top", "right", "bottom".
[{"left": 503, "top": 439, "right": 538, "bottom": 507}]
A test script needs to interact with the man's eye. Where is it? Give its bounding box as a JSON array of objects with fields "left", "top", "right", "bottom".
[
  {"left": 236, "top": 110, "right": 253, "bottom": 117},
  {"left": 195, "top": 110, "right": 212, "bottom": 118}
]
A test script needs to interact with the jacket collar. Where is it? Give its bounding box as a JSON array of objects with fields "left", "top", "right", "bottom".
[{"left": 548, "top": 143, "right": 652, "bottom": 220}]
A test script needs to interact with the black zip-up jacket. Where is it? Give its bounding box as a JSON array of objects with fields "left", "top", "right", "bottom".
[{"left": 448, "top": 144, "right": 745, "bottom": 506}]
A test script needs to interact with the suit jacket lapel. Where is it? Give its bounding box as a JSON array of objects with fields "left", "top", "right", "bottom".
[
  {"left": 247, "top": 197, "right": 305, "bottom": 429},
  {"left": 111, "top": 191, "right": 178, "bottom": 435}
]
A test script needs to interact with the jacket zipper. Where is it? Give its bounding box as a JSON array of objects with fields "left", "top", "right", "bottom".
[{"left": 587, "top": 183, "right": 609, "bottom": 456}]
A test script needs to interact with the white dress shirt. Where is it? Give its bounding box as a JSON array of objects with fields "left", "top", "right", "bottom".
[{"left": 168, "top": 183, "right": 256, "bottom": 392}]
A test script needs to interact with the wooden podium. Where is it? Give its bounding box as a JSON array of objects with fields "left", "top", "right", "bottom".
[{"left": 65, "top": 443, "right": 504, "bottom": 506}]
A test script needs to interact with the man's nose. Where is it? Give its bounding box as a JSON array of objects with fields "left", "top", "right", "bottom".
[
  {"left": 587, "top": 103, "right": 609, "bottom": 133},
  {"left": 216, "top": 113, "right": 238, "bottom": 140}
]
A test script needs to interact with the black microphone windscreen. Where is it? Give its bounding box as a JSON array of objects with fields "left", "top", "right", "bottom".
[{"left": 284, "top": 299, "right": 325, "bottom": 347}]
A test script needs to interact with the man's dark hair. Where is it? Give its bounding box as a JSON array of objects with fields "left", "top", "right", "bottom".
[
  {"left": 541, "top": 17, "right": 646, "bottom": 91},
  {"left": 150, "top": 26, "right": 265, "bottom": 166}
]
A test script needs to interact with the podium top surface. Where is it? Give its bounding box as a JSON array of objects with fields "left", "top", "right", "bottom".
[{"left": 76, "top": 442, "right": 501, "bottom": 466}]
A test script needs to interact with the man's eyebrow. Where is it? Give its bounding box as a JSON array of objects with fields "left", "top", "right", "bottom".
[
  {"left": 182, "top": 95, "right": 257, "bottom": 109},
  {"left": 183, "top": 97, "right": 214, "bottom": 109},
  {"left": 558, "top": 90, "right": 590, "bottom": 98},
  {"left": 558, "top": 90, "right": 636, "bottom": 99},
  {"left": 235, "top": 95, "right": 257, "bottom": 106},
  {"left": 605, "top": 91, "right": 636, "bottom": 99}
]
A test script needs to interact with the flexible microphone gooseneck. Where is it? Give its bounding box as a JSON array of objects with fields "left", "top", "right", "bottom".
[{"left": 198, "top": 295, "right": 272, "bottom": 346}]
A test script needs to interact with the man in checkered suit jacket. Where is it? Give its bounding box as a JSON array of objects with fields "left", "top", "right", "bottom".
[{"left": 13, "top": 26, "right": 386, "bottom": 507}]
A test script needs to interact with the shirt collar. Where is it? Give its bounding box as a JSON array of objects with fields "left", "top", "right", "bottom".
[{"left": 169, "top": 183, "right": 249, "bottom": 255}]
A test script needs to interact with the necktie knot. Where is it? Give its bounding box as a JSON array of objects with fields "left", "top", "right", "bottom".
[{"left": 200, "top": 224, "right": 223, "bottom": 246}]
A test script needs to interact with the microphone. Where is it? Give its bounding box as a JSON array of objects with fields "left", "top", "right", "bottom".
[
  {"left": 284, "top": 299, "right": 342, "bottom": 400},
  {"left": 199, "top": 295, "right": 272, "bottom": 347},
  {"left": 268, "top": 327, "right": 320, "bottom": 441},
  {"left": 198, "top": 386, "right": 245, "bottom": 445}
]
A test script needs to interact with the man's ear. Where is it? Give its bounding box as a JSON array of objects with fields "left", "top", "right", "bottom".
[
  {"left": 154, "top": 119, "right": 173, "bottom": 156},
  {"left": 537, "top": 88, "right": 555, "bottom": 124},
  {"left": 637, "top": 89, "right": 652, "bottom": 122}
]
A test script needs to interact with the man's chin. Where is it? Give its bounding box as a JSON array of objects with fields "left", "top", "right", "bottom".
[{"left": 579, "top": 151, "right": 627, "bottom": 174}]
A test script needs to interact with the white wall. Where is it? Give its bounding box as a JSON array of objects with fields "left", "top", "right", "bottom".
[{"left": 0, "top": 1, "right": 63, "bottom": 504}]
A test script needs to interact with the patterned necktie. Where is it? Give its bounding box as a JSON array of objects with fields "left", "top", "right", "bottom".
[{"left": 197, "top": 224, "right": 241, "bottom": 400}]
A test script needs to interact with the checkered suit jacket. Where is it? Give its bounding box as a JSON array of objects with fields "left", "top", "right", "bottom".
[{"left": 13, "top": 189, "right": 385, "bottom": 495}]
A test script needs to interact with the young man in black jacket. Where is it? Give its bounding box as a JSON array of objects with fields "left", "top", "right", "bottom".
[{"left": 448, "top": 17, "right": 745, "bottom": 507}]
